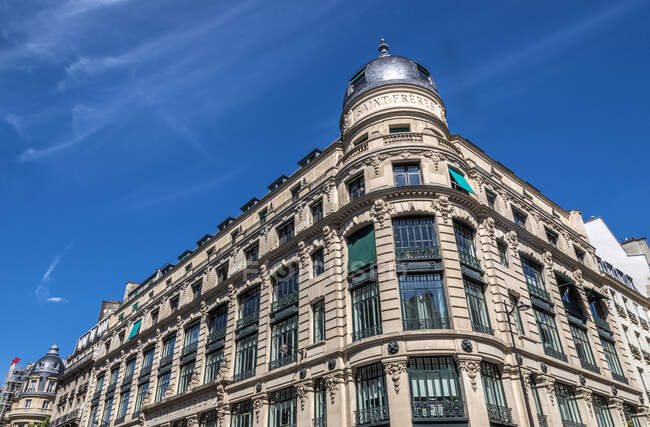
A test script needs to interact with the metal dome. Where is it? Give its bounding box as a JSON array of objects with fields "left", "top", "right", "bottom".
[
  {"left": 343, "top": 39, "right": 438, "bottom": 109},
  {"left": 31, "top": 344, "right": 64, "bottom": 378}
]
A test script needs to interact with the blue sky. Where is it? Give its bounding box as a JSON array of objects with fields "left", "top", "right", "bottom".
[{"left": 1, "top": 0, "right": 648, "bottom": 367}]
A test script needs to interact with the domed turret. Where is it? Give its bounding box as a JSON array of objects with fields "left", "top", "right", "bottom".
[
  {"left": 342, "top": 38, "right": 438, "bottom": 110},
  {"left": 32, "top": 344, "right": 65, "bottom": 378}
]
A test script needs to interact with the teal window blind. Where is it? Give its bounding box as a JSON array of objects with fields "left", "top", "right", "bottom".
[
  {"left": 128, "top": 320, "right": 141, "bottom": 340},
  {"left": 448, "top": 167, "right": 475, "bottom": 194},
  {"left": 347, "top": 225, "right": 376, "bottom": 272}
]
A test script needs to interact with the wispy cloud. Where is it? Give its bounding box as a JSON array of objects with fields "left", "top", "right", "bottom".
[
  {"left": 4, "top": 114, "right": 25, "bottom": 138},
  {"left": 35, "top": 242, "right": 73, "bottom": 303}
]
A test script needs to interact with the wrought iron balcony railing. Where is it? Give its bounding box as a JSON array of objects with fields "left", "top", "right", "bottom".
[
  {"left": 543, "top": 346, "right": 568, "bottom": 362},
  {"left": 271, "top": 289, "right": 299, "bottom": 313},
  {"left": 268, "top": 353, "right": 297, "bottom": 370},
  {"left": 403, "top": 315, "right": 450, "bottom": 331},
  {"left": 471, "top": 322, "right": 494, "bottom": 335},
  {"left": 640, "top": 318, "right": 649, "bottom": 329},
  {"left": 92, "top": 390, "right": 102, "bottom": 400},
  {"left": 237, "top": 311, "right": 259, "bottom": 330},
  {"left": 593, "top": 316, "right": 611, "bottom": 332},
  {"left": 206, "top": 327, "right": 227, "bottom": 345},
  {"left": 312, "top": 416, "right": 327, "bottom": 427},
  {"left": 182, "top": 341, "right": 198, "bottom": 357},
  {"left": 159, "top": 354, "right": 173, "bottom": 367},
  {"left": 579, "top": 359, "right": 600, "bottom": 374},
  {"left": 612, "top": 372, "right": 628, "bottom": 384},
  {"left": 629, "top": 344, "right": 641, "bottom": 359},
  {"left": 352, "top": 326, "right": 382, "bottom": 342},
  {"left": 486, "top": 403, "right": 515, "bottom": 426},
  {"left": 411, "top": 399, "right": 465, "bottom": 419},
  {"left": 139, "top": 365, "right": 151, "bottom": 377},
  {"left": 561, "top": 421, "right": 586, "bottom": 427},
  {"left": 527, "top": 284, "right": 551, "bottom": 302},
  {"left": 537, "top": 414, "right": 549, "bottom": 427},
  {"left": 615, "top": 303, "right": 627, "bottom": 317},
  {"left": 232, "top": 369, "right": 255, "bottom": 383},
  {"left": 121, "top": 374, "right": 133, "bottom": 385},
  {"left": 355, "top": 406, "right": 389, "bottom": 426},
  {"left": 395, "top": 246, "right": 440, "bottom": 261},
  {"left": 106, "top": 382, "right": 116, "bottom": 394},
  {"left": 458, "top": 251, "right": 481, "bottom": 270},
  {"left": 628, "top": 311, "right": 638, "bottom": 324}
]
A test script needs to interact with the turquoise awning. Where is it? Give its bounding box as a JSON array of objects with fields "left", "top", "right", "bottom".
[
  {"left": 449, "top": 168, "right": 475, "bottom": 194},
  {"left": 347, "top": 225, "right": 377, "bottom": 273},
  {"left": 128, "top": 320, "right": 142, "bottom": 340}
]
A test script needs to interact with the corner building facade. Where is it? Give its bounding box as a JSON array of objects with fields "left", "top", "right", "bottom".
[{"left": 65, "top": 42, "right": 649, "bottom": 427}]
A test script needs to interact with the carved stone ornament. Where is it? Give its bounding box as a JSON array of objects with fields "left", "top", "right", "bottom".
[
  {"left": 253, "top": 396, "right": 267, "bottom": 424},
  {"left": 298, "top": 241, "right": 310, "bottom": 268},
  {"left": 186, "top": 415, "right": 198, "bottom": 427},
  {"left": 432, "top": 195, "right": 454, "bottom": 224},
  {"left": 387, "top": 340, "right": 399, "bottom": 355},
  {"left": 543, "top": 250, "right": 553, "bottom": 270},
  {"left": 295, "top": 382, "right": 312, "bottom": 411},
  {"left": 188, "top": 366, "right": 201, "bottom": 390},
  {"left": 261, "top": 224, "right": 271, "bottom": 243},
  {"left": 612, "top": 385, "right": 618, "bottom": 396},
  {"left": 215, "top": 382, "right": 226, "bottom": 402},
  {"left": 383, "top": 361, "right": 407, "bottom": 394},
  {"left": 544, "top": 377, "right": 556, "bottom": 405},
  {"left": 200, "top": 301, "right": 208, "bottom": 322},
  {"left": 370, "top": 199, "right": 393, "bottom": 227},
  {"left": 164, "top": 377, "right": 175, "bottom": 399},
  {"left": 515, "top": 354, "right": 523, "bottom": 366},
  {"left": 579, "top": 374, "right": 586, "bottom": 386},
  {"left": 141, "top": 389, "right": 152, "bottom": 407},
  {"left": 573, "top": 269, "right": 584, "bottom": 285},
  {"left": 227, "top": 284, "right": 237, "bottom": 302},
  {"left": 323, "top": 177, "right": 335, "bottom": 202},
  {"left": 299, "top": 368, "right": 307, "bottom": 379},
  {"left": 578, "top": 388, "right": 593, "bottom": 412},
  {"left": 481, "top": 217, "right": 496, "bottom": 245},
  {"left": 522, "top": 370, "right": 532, "bottom": 390},
  {"left": 458, "top": 359, "right": 481, "bottom": 391},
  {"left": 255, "top": 382, "right": 263, "bottom": 393},
  {"left": 327, "top": 358, "right": 337, "bottom": 370},
  {"left": 364, "top": 156, "right": 381, "bottom": 176},
  {"left": 540, "top": 362, "right": 548, "bottom": 373},
  {"left": 324, "top": 374, "right": 342, "bottom": 405},
  {"left": 323, "top": 226, "right": 338, "bottom": 254},
  {"left": 430, "top": 152, "right": 446, "bottom": 172},
  {"left": 614, "top": 399, "right": 624, "bottom": 420},
  {"left": 506, "top": 231, "right": 519, "bottom": 258},
  {"left": 461, "top": 339, "right": 473, "bottom": 353}
]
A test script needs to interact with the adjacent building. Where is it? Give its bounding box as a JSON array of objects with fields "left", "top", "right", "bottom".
[
  {"left": 53, "top": 41, "right": 650, "bottom": 427},
  {"left": 0, "top": 362, "right": 29, "bottom": 424},
  {"left": 4, "top": 346, "right": 64, "bottom": 427}
]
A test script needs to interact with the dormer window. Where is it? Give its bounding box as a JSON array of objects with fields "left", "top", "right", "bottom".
[
  {"left": 416, "top": 63, "right": 432, "bottom": 84},
  {"left": 349, "top": 67, "right": 367, "bottom": 93}
]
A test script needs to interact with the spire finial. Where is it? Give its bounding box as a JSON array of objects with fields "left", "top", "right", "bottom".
[{"left": 378, "top": 38, "right": 390, "bottom": 57}]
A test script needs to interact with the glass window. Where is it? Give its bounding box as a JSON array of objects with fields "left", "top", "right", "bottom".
[
  {"left": 408, "top": 357, "right": 464, "bottom": 420},
  {"left": 393, "top": 217, "right": 439, "bottom": 260},
  {"left": 269, "top": 315, "right": 298, "bottom": 370},
  {"left": 348, "top": 175, "right": 366, "bottom": 201},
  {"left": 593, "top": 394, "right": 615, "bottom": 427},
  {"left": 531, "top": 381, "right": 545, "bottom": 421},
  {"left": 464, "top": 279, "right": 492, "bottom": 335},
  {"left": 554, "top": 383, "right": 583, "bottom": 425},
  {"left": 184, "top": 322, "right": 200, "bottom": 349},
  {"left": 291, "top": 185, "right": 300, "bottom": 203},
  {"left": 312, "top": 249, "right": 324, "bottom": 277},
  {"left": 624, "top": 403, "right": 641, "bottom": 427},
  {"left": 238, "top": 286, "right": 260, "bottom": 328},
  {"left": 244, "top": 243, "right": 259, "bottom": 265},
  {"left": 268, "top": 387, "right": 297, "bottom": 427},
  {"left": 545, "top": 227, "right": 558, "bottom": 247},
  {"left": 117, "top": 390, "right": 130, "bottom": 420},
  {"left": 600, "top": 338, "right": 626, "bottom": 381},
  {"left": 162, "top": 336, "right": 176, "bottom": 361},
  {"left": 497, "top": 241, "right": 509, "bottom": 267},
  {"left": 481, "top": 362, "right": 511, "bottom": 424},
  {"left": 24, "top": 399, "right": 31, "bottom": 408},
  {"left": 199, "top": 410, "right": 219, "bottom": 427},
  {"left": 393, "top": 164, "right": 421, "bottom": 186},
  {"left": 272, "top": 267, "right": 299, "bottom": 312},
  {"left": 233, "top": 334, "right": 257, "bottom": 382},
  {"left": 347, "top": 225, "right": 376, "bottom": 272},
  {"left": 521, "top": 257, "right": 549, "bottom": 301},
  {"left": 155, "top": 372, "right": 170, "bottom": 402},
  {"left": 204, "top": 349, "right": 224, "bottom": 384},
  {"left": 453, "top": 221, "right": 480, "bottom": 269},
  {"left": 170, "top": 296, "right": 179, "bottom": 312},
  {"left": 88, "top": 405, "right": 99, "bottom": 427},
  {"left": 46, "top": 380, "right": 56, "bottom": 393},
  {"left": 258, "top": 208, "right": 267, "bottom": 225},
  {"left": 399, "top": 273, "right": 449, "bottom": 330},
  {"left": 125, "top": 358, "right": 136, "bottom": 380},
  {"left": 95, "top": 375, "right": 105, "bottom": 394},
  {"left": 217, "top": 264, "right": 228, "bottom": 284},
  {"left": 512, "top": 208, "right": 527, "bottom": 227},
  {"left": 351, "top": 282, "right": 382, "bottom": 341},
  {"left": 355, "top": 363, "right": 389, "bottom": 425},
  {"left": 486, "top": 190, "right": 496, "bottom": 209},
  {"left": 314, "top": 378, "right": 327, "bottom": 426},
  {"left": 311, "top": 201, "right": 323, "bottom": 223},
  {"left": 142, "top": 347, "right": 154, "bottom": 369},
  {"left": 192, "top": 282, "right": 202, "bottom": 299},
  {"left": 133, "top": 382, "right": 149, "bottom": 413},
  {"left": 151, "top": 309, "right": 159, "bottom": 325},
  {"left": 534, "top": 309, "right": 566, "bottom": 361},
  {"left": 389, "top": 126, "right": 410, "bottom": 133},
  {"left": 569, "top": 324, "right": 598, "bottom": 372},
  {"left": 109, "top": 367, "right": 120, "bottom": 385},
  {"left": 230, "top": 400, "right": 253, "bottom": 427},
  {"left": 208, "top": 305, "right": 228, "bottom": 336},
  {"left": 177, "top": 362, "right": 195, "bottom": 394},
  {"left": 509, "top": 295, "right": 524, "bottom": 335},
  {"left": 313, "top": 300, "right": 325, "bottom": 343},
  {"left": 101, "top": 398, "right": 113, "bottom": 424},
  {"left": 277, "top": 220, "right": 295, "bottom": 245},
  {"left": 42, "top": 401, "right": 49, "bottom": 409},
  {"left": 574, "top": 247, "right": 585, "bottom": 263}
]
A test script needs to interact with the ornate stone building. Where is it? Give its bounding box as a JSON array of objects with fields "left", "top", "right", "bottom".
[
  {"left": 58, "top": 41, "right": 649, "bottom": 427},
  {"left": 5, "top": 346, "right": 64, "bottom": 427}
]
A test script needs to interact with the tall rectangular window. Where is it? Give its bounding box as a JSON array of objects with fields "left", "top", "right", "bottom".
[
  {"left": 534, "top": 309, "right": 566, "bottom": 361},
  {"left": 88, "top": 405, "right": 99, "bottom": 427},
  {"left": 170, "top": 295, "right": 179, "bottom": 312},
  {"left": 593, "top": 394, "right": 615, "bottom": 427},
  {"left": 277, "top": 220, "right": 295, "bottom": 245},
  {"left": 155, "top": 372, "right": 170, "bottom": 402},
  {"left": 393, "top": 217, "right": 439, "bottom": 261},
  {"left": 230, "top": 400, "right": 253, "bottom": 427},
  {"left": 312, "top": 249, "right": 324, "bottom": 277},
  {"left": 204, "top": 349, "right": 224, "bottom": 384},
  {"left": 183, "top": 322, "right": 200, "bottom": 353},
  {"left": 268, "top": 387, "right": 297, "bottom": 427},
  {"left": 238, "top": 287, "right": 260, "bottom": 329},
  {"left": 399, "top": 273, "right": 449, "bottom": 330},
  {"left": 291, "top": 185, "right": 300, "bottom": 203},
  {"left": 95, "top": 375, "right": 105, "bottom": 395},
  {"left": 408, "top": 357, "right": 464, "bottom": 420},
  {"left": 624, "top": 403, "right": 641, "bottom": 427},
  {"left": 347, "top": 225, "right": 376, "bottom": 273},
  {"left": 233, "top": 334, "right": 257, "bottom": 382},
  {"left": 393, "top": 163, "right": 421, "bottom": 186},
  {"left": 109, "top": 367, "right": 120, "bottom": 385},
  {"left": 348, "top": 175, "right": 365, "bottom": 201},
  {"left": 271, "top": 267, "right": 299, "bottom": 312},
  {"left": 207, "top": 304, "right": 228, "bottom": 343},
  {"left": 351, "top": 282, "right": 382, "bottom": 341},
  {"left": 244, "top": 243, "right": 259, "bottom": 265},
  {"left": 545, "top": 227, "right": 558, "bottom": 247},
  {"left": 486, "top": 190, "right": 496, "bottom": 209},
  {"left": 217, "top": 263, "right": 228, "bottom": 284},
  {"left": 258, "top": 208, "right": 267, "bottom": 225},
  {"left": 314, "top": 378, "right": 327, "bottom": 427},
  {"left": 133, "top": 382, "right": 149, "bottom": 414},
  {"left": 600, "top": 338, "right": 626, "bottom": 382},
  {"left": 116, "top": 391, "right": 130, "bottom": 421},
  {"left": 269, "top": 315, "right": 298, "bottom": 370},
  {"left": 311, "top": 201, "right": 323, "bottom": 223},
  {"left": 464, "top": 279, "right": 492, "bottom": 335},
  {"left": 569, "top": 324, "right": 598, "bottom": 372},
  {"left": 453, "top": 221, "right": 480, "bottom": 270},
  {"left": 177, "top": 361, "right": 195, "bottom": 394},
  {"left": 509, "top": 295, "right": 524, "bottom": 335},
  {"left": 512, "top": 208, "right": 527, "bottom": 228},
  {"left": 142, "top": 347, "right": 154, "bottom": 370},
  {"left": 313, "top": 300, "right": 325, "bottom": 343},
  {"left": 124, "top": 358, "right": 136, "bottom": 381},
  {"left": 554, "top": 383, "right": 583, "bottom": 426},
  {"left": 355, "top": 363, "right": 389, "bottom": 426},
  {"left": 497, "top": 241, "right": 509, "bottom": 267},
  {"left": 101, "top": 398, "right": 113, "bottom": 424},
  {"left": 521, "top": 257, "right": 550, "bottom": 301},
  {"left": 481, "top": 362, "right": 513, "bottom": 426},
  {"left": 161, "top": 335, "right": 176, "bottom": 366}
]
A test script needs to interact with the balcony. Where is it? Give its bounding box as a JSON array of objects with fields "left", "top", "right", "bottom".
[
  {"left": 271, "top": 289, "right": 299, "bottom": 313},
  {"left": 561, "top": 421, "right": 585, "bottom": 427},
  {"left": 537, "top": 414, "right": 549, "bottom": 427},
  {"left": 563, "top": 301, "right": 583, "bottom": 319},
  {"left": 411, "top": 399, "right": 465, "bottom": 420},
  {"left": 629, "top": 344, "right": 642, "bottom": 360},
  {"left": 206, "top": 327, "right": 227, "bottom": 345},
  {"left": 615, "top": 303, "right": 626, "bottom": 317},
  {"left": 395, "top": 246, "right": 440, "bottom": 261},
  {"left": 527, "top": 284, "right": 551, "bottom": 302},
  {"left": 579, "top": 359, "right": 600, "bottom": 374},
  {"left": 106, "top": 382, "right": 116, "bottom": 394},
  {"left": 486, "top": 403, "right": 515, "bottom": 426},
  {"left": 543, "top": 346, "right": 568, "bottom": 362},
  {"left": 593, "top": 316, "right": 611, "bottom": 332},
  {"left": 115, "top": 415, "right": 125, "bottom": 425},
  {"left": 471, "top": 322, "right": 494, "bottom": 335},
  {"left": 403, "top": 315, "right": 450, "bottom": 330},
  {"left": 236, "top": 311, "right": 259, "bottom": 330},
  {"left": 458, "top": 251, "right": 481, "bottom": 271},
  {"left": 232, "top": 369, "right": 255, "bottom": 383},
  {"left": 269, "top": 353, "right": 297, "bottom": 371},
  {"left": 640, "top": 318, "right": 649, "bottom": 329},
  {"left": 159, "top": 354, "right": 173, "bottom": 367},
  {"left": 139, "top": 365, "right": 151, "bottom": 377},
  {"left": 612, "top": 372, "right": 628, "bottom": 384},
  {"left": 182, "top": 341, "right": 198, "bottom": 357},
  {"left": 352, "top": 326, "right": 382, "bottom": 342},
  {"left": 312, "top": 416, "right": 327, "bottom": 427},
  {"left": 355, "top": 406, "right": 389, "bottom": 426}
]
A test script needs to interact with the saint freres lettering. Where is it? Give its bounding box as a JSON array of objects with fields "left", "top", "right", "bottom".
[{"left": 352, "top": 92, "right": 443, "bottom": 124}]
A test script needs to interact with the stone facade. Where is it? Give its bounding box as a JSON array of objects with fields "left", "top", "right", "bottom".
[{"left": 54, "top": 43, "right": 650, "bottom": 427}]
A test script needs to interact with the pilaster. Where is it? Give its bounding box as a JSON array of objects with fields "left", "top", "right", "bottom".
[
  {"left": 456, "top": 355, "right": 488, "bottom": 424},
  {"left": 609, "top": 397, "right": 626, "bottom": 426},
  {"left": 325, "top": 371, "right": 348, "bottom": 427},
  {"left": 296, "top": 381, "right": 314, "bottom": 427},
  {"left": 381, "top": 357, "right": 411, "bottom": 427},
  {"left": 251, "top": 393, "right": 268, "bottom": 427},
  {"left": 535, "top": 374, "right": 563, "bottom": 427},
  {"left": 575, "top": 386, "right": 596, "bottom": 427}
]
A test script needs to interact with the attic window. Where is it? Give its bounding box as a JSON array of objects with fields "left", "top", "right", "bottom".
[
  {"left": 416, "top": 63, "right": 432, "bottom": 83},
  {"left": 349, "top": 67, "right": 367, "bottom": 92},
  {"left": 389, "top": 125, "right": 410, "bottom": 134}
]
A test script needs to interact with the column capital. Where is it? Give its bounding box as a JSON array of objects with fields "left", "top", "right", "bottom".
[
  {"left": 382, "top": 358, "right": 408, "bottom": 394},
  {"left": 536, "top": 374, "right": 556, "bottom": 406},
  {"left": 575, "top": 386, "right": 593, "bottom": 414},
  {"left": 456, "top": 355, "right": 482, "bottom": 392},
  {"left": 252, "top": 393, "right": 268, "bottom": 425},
  {"left": 295, "top": 381, "right": 314, "bottom": 412}
]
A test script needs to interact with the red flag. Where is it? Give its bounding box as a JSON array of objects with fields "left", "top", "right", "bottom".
[{"left": 11, "top": 357, "right": 21, "bottom": 365}]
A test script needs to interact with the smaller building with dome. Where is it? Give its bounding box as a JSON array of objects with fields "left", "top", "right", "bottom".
[{"left": 5, "top": 345, "right": 64, "bottom": 427}]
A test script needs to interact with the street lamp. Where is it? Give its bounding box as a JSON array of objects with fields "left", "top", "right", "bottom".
[{"left": 504, "top": 298, "right": 535, "bottom": 427}]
